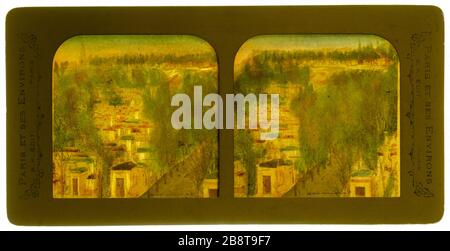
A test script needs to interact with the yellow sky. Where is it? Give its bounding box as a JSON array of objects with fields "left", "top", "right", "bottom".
[{"left": 54, "top": 35, "right": 216, "bottom": 63}]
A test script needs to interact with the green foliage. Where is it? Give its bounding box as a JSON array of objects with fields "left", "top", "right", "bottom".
[
  {"left": 143, "top": 80, "right": 179, "bottom": 172},
  {"left": 236, "top": 55, "right": 311, "bottom": 94},
  {"left": 384, "top": 175, "right": 394, "bottom": 197},
  {"left": 108, "top": 93, "right": 124, "bottom": 106},
  {"left": 296, "top": 67, "right": 398, "bottom": 186},
  {"left": 53, "top": 66, "right": 103, "bottom": 152},
  {"left": 234, "top": 130, "right": 257, "bottom": 195},
  {"left": 141, "top": 67, "right": 218, "bottom": 174}
]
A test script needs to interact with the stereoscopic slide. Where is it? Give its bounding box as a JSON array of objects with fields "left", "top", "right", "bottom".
[{"left": 6, "top": 6, "right": 444, "bottom": 224}]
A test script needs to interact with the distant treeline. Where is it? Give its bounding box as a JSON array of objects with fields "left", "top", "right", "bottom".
[
  {"left": 249, "top": 44, "right": 398, "bottom": 64},
  {"left": 88, "top": 52, "right": 216, "bottom": 67},
  {"left": 236, "top": 45, "right": 397, "bottom": 94}
]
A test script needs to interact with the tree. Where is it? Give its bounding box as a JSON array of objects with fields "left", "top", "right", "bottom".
[
  {"left": 295, "top": 67, "right": 398, "bottom": 191},
  {"left": 234, "top": 130, "right": 257, "bottom": 195}
]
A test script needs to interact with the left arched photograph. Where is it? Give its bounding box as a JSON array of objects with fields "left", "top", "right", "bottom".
[{"left": 52, "top": 35, "right": 219, "bottom": 199}]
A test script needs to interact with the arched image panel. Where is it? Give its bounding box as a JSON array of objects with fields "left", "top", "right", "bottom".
[
  {"left": 234, "top": 35, "right": 400, "bottom": 198},
  {"left": 52, "top": 35, "right": 219, "bottom": 198}
]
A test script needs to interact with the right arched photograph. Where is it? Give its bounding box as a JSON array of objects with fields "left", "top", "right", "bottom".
[{"left": 234, "top": 35, "right": 400, "bottom": 198}]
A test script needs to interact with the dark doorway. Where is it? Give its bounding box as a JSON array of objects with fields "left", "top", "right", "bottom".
[
  {"left": 208, "top": 189, "right": 218, "bottom": 198},
  {"left": 116, "top": 178, "right": 125, "bottom": 197},
  {"left": 355, "top": 186, "right": 366, "bottom": 197},
  {"left": 263, "top": 175, "right": 271, "bottom": 195}
]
